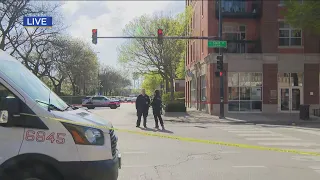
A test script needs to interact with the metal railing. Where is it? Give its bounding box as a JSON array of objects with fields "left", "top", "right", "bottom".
[
  {"left": 216, "top": 0, "right": 262, "bottom": 18},
  {"left": 214, "top": 40, "right": 261, "bottom": 53},
  {"left": 313, "top": 109, "right": 320, "bottom": 117}
]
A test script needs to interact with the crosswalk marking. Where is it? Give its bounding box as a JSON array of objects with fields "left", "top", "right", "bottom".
[
  {"left": 245, "top": 137, "right": 301, "bottom": 141},
  {"left": 293, "top": 149, "right": 320, "bottom": 153},
  {"left": 215, "top": 123, "right": 320, "bottom": 175},
  {"left": 258, "top": 142, "right": 320, "bottom": 147},
  {"left": 228, "top": 130, "right": 272, "bottom": 133},
  {"left": 293, "top": 129, "right": 320, "bottom": 136},
  {"left": 292, "top": 156, "right": 320, "bottom": 162},
  {"left": 237, "top": 134, "right": 281, "bottom": 137}
]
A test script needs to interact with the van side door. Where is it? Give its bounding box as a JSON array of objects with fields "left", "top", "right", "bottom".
[{"left": 0, "top": 82, "right": 25, "bottom": 166}]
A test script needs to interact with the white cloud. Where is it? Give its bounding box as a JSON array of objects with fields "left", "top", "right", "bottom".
[
  {"left": 61, "top": 1, "right": 81, "bottom": 16},
  {"left": 61, "top": 1, "right": 184, "bottom": 68}
]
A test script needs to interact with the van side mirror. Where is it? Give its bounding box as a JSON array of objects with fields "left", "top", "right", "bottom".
[{"left": 0, "top": 96, "right": 21, "bottom": 125}]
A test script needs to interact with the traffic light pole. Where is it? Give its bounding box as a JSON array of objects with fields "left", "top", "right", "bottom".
[
  {"left": 218, "top": 0, "right": 225, "bottom": 119},
  {"left": 96, "top": 36, "right": 218, "bottom": 40}
]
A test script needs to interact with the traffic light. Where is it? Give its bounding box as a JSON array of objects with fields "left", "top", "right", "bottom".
[
  {"left": 92, "top": 29, "right": 97, "bottom": 44},
  {"left": 157, "top": 29, "right": 163, "bottom": 44},
  {"left": 216, "top": 55, "right": 223, "bottom": 71}
]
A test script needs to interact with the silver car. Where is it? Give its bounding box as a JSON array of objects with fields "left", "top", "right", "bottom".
[{"left": 82, "top": 96, "right": 120, "bottom": 109}]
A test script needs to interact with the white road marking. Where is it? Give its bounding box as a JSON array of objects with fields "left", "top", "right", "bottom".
[
  {"left": 122, "top": 165, "right": 152, "bottom": 168},
  {"left": 219, "top": 151, "right": 241, "bottom": 154},
  {"left": 228, "top": 130, "right": 272, "bottom": 133},
  {"left": 258, "top": 142, "right": 320, "bottom": 147},
  {"left": 292, "top": 129, "right": 320, "bottom": 136},
  {"left": 293, "top": 149, "right": 320, "bottom": 152},
  {"left": 237, "top": 134, "right": 281, "bottom": 137},
  {"left": 232, "top": 166, "right": 266, "bottom": 168},
  {"left": 246, "top": 137, "right": 301, "bottom": 141},
  {"left": 309, "top": 166, "right": 320, "bottom": 174},
  {"left": 123, "top": 151, "right": 147, "bottom": 154},
  {"left": 292, "top": 156, "right": 320, "bottom": 162}
]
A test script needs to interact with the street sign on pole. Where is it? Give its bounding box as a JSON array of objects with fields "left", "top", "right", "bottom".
[{"left": 208, "top": 40, "right": 227, "bottom": 48}]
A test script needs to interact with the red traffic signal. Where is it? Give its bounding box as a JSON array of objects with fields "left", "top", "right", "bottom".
[
  {"left": 157, "top": 29, "right": 163, "bottom": 44},
  {"left": 220, "top": 72, "right": 223, "bottom": 76},
  {"left": 92, "top": 29, "right": 97, "bottom": 44}
]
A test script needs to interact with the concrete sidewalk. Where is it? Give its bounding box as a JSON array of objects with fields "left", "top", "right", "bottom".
[{"left": 163, "top": 108, "right": 320, "bottom": 129}]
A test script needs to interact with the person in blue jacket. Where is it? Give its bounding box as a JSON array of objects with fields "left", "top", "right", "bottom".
[{"left": 151, "top": 90, "right": 165, "bottom": 130}]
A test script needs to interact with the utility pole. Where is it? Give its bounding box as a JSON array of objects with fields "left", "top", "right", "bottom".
[{"left": 218, "top": 0, "right": 225, "bottom": 119}]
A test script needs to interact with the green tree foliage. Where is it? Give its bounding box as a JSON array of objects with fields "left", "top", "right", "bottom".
[
  {"left": 99, "top": 65, "right": 131, "bottom": 96},
  {"left": 118, "top": 6, "right": 192, "bottom": 100},
  {"left": 141, "top": 74, "right": 162, "bottom": 95},
  {"left": 175, "top": 58, "right": 185, "bottom": 79},
  {"left": 283, "top": 1, "right": 320, "bottom": 34}
]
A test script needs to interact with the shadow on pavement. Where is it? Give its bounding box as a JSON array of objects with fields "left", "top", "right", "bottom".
[
  {"left": 138, "top": 127, "right": 174, "bottom": 134},
  {"left": 159, "top": 129, "right": 174, "bottom": 134}
]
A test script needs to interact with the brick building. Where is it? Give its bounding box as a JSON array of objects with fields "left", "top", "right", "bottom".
[{"left": 185, "top": 0, "right": 320, "bottom": 115}]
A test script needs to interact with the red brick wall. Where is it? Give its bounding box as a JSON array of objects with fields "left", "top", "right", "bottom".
[
  {"left": 304, "top": 64, "right": 319, "bottom": 104},
  {"left": 260, "top": 1, "right": 278, "bottom": 53},
  {"left": 263, "top": 64, "right": 278, "bottom": 104}
]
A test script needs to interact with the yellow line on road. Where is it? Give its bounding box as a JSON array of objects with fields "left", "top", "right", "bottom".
[{"left": 20, "top": 113, "right": 320, "bottom": 157}]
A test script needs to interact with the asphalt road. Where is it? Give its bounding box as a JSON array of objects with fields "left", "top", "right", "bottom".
[{"left": 88, "top": 103, "right": 320, "bottom": 180}]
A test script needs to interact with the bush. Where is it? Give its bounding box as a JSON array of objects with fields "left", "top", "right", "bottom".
[
  {"left": 164, "top": 103, "right": 186, "bottom": 112},
  {"left": 162, "top": 92, "right": 185, "bottom": 105}
]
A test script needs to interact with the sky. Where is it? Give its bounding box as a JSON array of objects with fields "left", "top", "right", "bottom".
[{"left": 60, "top": 1, "right": 185, "bottom": 71}]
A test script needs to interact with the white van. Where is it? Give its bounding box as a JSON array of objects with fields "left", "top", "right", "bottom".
[{"left": 0, "top": 50, "right": 121, "bottom": 180}]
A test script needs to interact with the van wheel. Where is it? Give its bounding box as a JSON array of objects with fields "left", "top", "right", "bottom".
[{"left": 3, "top": 164, "right": 62, "bottom": 180}]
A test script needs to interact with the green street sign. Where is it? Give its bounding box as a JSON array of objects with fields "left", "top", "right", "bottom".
[{"left": 208, "top": 40, "right": 227, "bottom": 48}]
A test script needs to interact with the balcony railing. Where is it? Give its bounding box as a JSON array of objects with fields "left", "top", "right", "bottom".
[
  {"left": 214, "top": 40, "right": 261, "bottom": 54},
  {"left": 215, "top": 0, "right": 262, "bottom": 19}
]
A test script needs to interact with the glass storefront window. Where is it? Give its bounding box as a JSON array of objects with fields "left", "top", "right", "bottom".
[
  {"left": 278, "top": 73, "right": 303, "bottom": 87},
  {"left": 228, "top": 72, "right": 238, "bottom": 87},
  {"left": 228, "top": 87, "right": 239, "bottom": 100},
  {"left": 239, "top": 72, "right": 251, "bottom": 86},
  {"left": 290, "top": 73, "right": 303, "bottom": 87},
  {"left": 228, "top": 72, "right": 262, "bottom": 112},
  {"left": 200, "top": 75, "right": 207, "bottom": 111}
]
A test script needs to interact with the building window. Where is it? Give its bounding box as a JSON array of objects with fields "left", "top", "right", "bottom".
[
  {"left": 279, "top": 21, "right": 302, "bottom": 46},
  {"left": 223, "top": 24, "right": 246, "bottom": 53},
  {"left": 191, "top": 78, "right": 196, "bottom": 108},
  {"left": 201, "top": 30, "right": 204, "bottom": 54},
  {"left": 192, "top": 41, "right": 195, "bottom": 62},
  {"left": 228, "top": 72, "right": 262, "bottom": 112},
  {"left": 200, "top": 75, "right": 206, "bottom": 110},
  {"left": 201, "top": 0, "right": 204, "bottom": 15},
  {"left": 278, "top": 73, "right": 303, "bottom": 87}
]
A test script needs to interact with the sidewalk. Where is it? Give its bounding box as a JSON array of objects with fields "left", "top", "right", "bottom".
[{"left": 163, "top": 108, "right": 320, "bottom": 129}]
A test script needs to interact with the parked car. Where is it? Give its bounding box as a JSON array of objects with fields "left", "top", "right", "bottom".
[{"left": 82, "top": 96, "right": 120, "bottom": 109}]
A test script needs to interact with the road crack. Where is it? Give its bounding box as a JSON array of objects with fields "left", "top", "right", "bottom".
[{"left": 153, "top": 152, "right": 221, "bottom": 179}]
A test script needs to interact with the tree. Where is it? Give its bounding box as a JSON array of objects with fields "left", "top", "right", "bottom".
[
  {"left": 99, "top": 65, "right": 131, "bottom": 96},
  {"left": 141, "top": 74, "right": 162, "bottom": 95},
  {"left": 118, "top": 6, "right": 192, "bottom": 101},
  {"left": 61, "top": 38, "right": 99, "bottom": 96},
  {"left": 175, "top": 58, "right": 185, "bottom": 79},
  {"left": 283, "top": 1, "right": 320, "bottom": 34}
]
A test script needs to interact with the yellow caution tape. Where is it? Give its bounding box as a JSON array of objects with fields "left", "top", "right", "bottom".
[{"left": 20, "top": 113, "right": 320, "bottom": 156}]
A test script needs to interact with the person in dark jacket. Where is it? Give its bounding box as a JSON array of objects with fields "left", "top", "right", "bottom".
[
  {"left": 151, "top": 90, "right": 164, "bottom": 130},
  {"left": 135, "top": 89, "right": 150, "bottom": 128}
]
